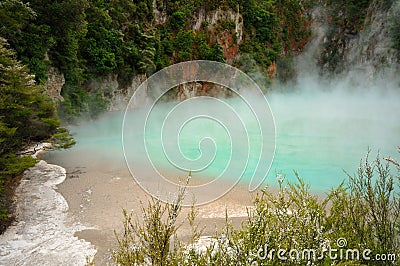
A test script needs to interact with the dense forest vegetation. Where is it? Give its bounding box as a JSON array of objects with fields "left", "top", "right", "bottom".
[
  {"left": 2, "top": 0, "right": 394, "bottom": 121},
  {"left": 0, "top": 0, "right": 398, "bottom": 235},
  {"left": 0, "top": 38, "right": 65, "bottom": 232},
  {"left": 0, "top": 0, "right": 315, "bottom": 121}
]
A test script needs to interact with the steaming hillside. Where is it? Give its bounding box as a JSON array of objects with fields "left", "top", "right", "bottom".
[
  {"left": 2, "top": 0, "right": 399, "bottom": 116},
  {"left": 65, "top": 0, "right": 400, "bottom": 110}
]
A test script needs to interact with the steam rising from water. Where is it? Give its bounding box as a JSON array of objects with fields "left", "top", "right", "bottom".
[
  {"left": 45, "top": 13, "right": 400, "bottom": 193},
  {"left": 122, "top": 61, "right": 275, "bottom": 204},
  {"left": 46, "top": 78, "right": 399, "bottom": 193},
  {"left": 270, "top": 86, "right": 399, "bottom": 189}
]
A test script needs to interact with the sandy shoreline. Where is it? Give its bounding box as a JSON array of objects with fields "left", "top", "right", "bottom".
[
  {"left": 59, "top": 171, "right": 254, "bottom": 265},
  {"left": 0, "top": 142, "right": 332, "bottom": 265},
  {"left": 0, "top": 145, "right": 96, "bottom": 266},
  {"left": 42, "top": 147, "right": 255, "bottom": 265}
]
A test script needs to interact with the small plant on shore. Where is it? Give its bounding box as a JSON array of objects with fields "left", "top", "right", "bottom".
[
  {"left": 227, "top": 172, "right": 331, "bottom": 265},
  {"left": 113, "top": 177, "right": 204, "bottom": 265},
  {"left": 327, "top": 148, "right": 400, "bottom": 264}
]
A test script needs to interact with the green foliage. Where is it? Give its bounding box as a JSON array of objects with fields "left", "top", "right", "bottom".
[
  {"left": 0, "top": 39, "right": 72, "bottom": 233},
  {"left": 25, "top": 0, "right": 88, "bottom": 74},
  {"left": 164, "top": 0, "right": 202, "bottom": 15},
  {"left": 58, "top": 84, "right": 89, "bottom": 122},
  {"left": 0, "top": 39, "right": 58, "bottom": 152},
  {"left": 328, "top": 151, "right": 400, "bottom": 262},
  {"left": 0, "top": 0, "right": 36, "bottom": 43},
  {"left": 238, "top": 0, "right": 312, "bottom": 72},
  {"left": 0, "top": 154, "right": 37, "bottom": 178},
  {"left": 81, "top": 4, "right": 120, "bottom": 74},
  {"left": 210, "top": 42, "right": 226, "bottom": 62},
  {"left": 113, "top": 181, "right": 201, "bottom": 265},
  {"left": 169, "top": 11, "right": 187, "bottom": 30},
  {"left": 50, "top": 128, "right": 76, "bottom": 150},
  {"left": 324, "top": 0, "right": 373, "bottom": 30},
  {"left": 58, "top": 82, "right": 109, "bottom": 122},
  {"left": 174, "top": 30, "right": 196, "bottom": 61},
  {"left": 389, "top": 9, "right": 400, "bottom": 59},
  {"left": 1, "top": 0, "right": 315, "bottom": 118},
  {"left": 20, "top": 26, "right": 54, "bottom": 83},
  {"left": 80, "top": 0, "right": 157, "bottom": 76},
  {"left": 220, "top": 20, "right": 236, "bottom": 31},
  {"left": 154, "top": 28, "right": 226, "bottom": 66},
  {"left": 113, "top": 149, "right": 400, "bottom": 265},
  {"left": 88, "top": 91, "right": 109, "bottom": 119},
  {"left": 0, "top": 153, "right": 37, "bottom": 232},
  {"left": 153, "top": 0, "right": 310, "bottom": 74},
  {"left": 230, "top": 173, "right": 329, "bottom": 265}
]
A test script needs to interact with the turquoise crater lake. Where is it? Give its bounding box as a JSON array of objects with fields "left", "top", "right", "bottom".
[{"left": 45, "top": 88, "right": 400, "bottom": 193}]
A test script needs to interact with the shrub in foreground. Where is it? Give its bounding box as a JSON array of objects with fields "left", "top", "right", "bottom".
[{"left": 113, "top": 149, "right": 400, "bottom": 265}]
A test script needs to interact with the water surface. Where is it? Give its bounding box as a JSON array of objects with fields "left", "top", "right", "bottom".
[{"left": 44, "top": 88, "right": 400, "bottom": 193}]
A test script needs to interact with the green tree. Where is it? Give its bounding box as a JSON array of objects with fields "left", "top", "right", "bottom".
[
  {"left": 211, "top": 42, "right": 225, "bottom": 62},
  {"left": 0, "top": 38, "right": 70, "bottom": 232},
  {"left": 0, "top": 0, "right": 36, "bottom": 44},
  {"left": 0, "top": 0, "right": 51, "bottom": 83},
  {"left": 168, "top": 11, "right": 186, "bottom": 30},
  {"left": 31, "top": 0, "right": 87, "bottom": 69},
  {"left": 0, "top": 39, "right": 59, "bottom": 152}
]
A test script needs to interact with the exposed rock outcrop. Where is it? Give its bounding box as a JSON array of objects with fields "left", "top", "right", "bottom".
[
  {"left": 345, "top": 0, "right": 399, "bottom": 80},
  {"left": 89, "top": 5, "right": 245, "bottom": 106},
  {"left": 45, "top": 66, "right": 65, "bottom": 101},
  {"left": 85, "top": 73, "right": 148, "bottom": 111},
  {"left": 318, "top": 0, "right": 399, "bottom": 79},
  {"left": 192, "top": 6, "right": 243, "bottom": 64},
  {"left": 153, "top": 0, "right": 167, "bottom": 25},
  {"left": 53, "top": 1, "right": 399, "bottom": 111}
]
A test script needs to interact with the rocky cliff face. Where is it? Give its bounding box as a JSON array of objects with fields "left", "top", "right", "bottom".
[
  {"left": 345, "top": 0, "right": 399, "bottom": 80},
  {"left": 318, "top": 0, "right": 399, "bottom": 80},
  {"left": 103, "top": 4, "right": 243, "bottom": 107},
  {"left": 170, "top": 6, "right": 243, "bottom": 100},
  {"left": 45, "top": 1, "right": 399, "bottom": 108},
  {"left": 191, "top": 6, "right": 243, "bottom": 64},
  {"left": 85, "top": 73, "right": 148, "bottom": 111},
  {"left": 45, "top": 66, "right": 65, "bottom": 102}
]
